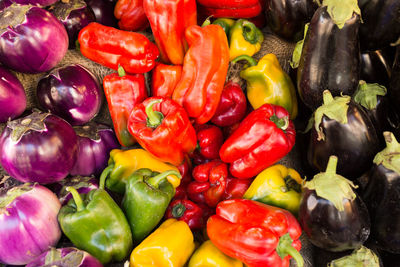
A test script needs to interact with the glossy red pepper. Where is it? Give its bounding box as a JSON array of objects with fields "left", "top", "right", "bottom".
[
  {"left": 103, "top": 66, "right": 147, "bottom": 147},
  {"left": 219, "top": 104, "right": 295, "bottom": 179},
  {"left": 173, "top": 157, "right": 194, "bottom": 200},
  {"left": 198, "top": 4, "right": 262, "bottom": 19},
  {"left": 143, "top": 0, "right": 197, "bottom": 65},
  {"left": 223, "top": 177, "right": 253, "bottom": 200},
  {"left": 127, "top": 97, "right": 197, "bottom": 166},
  {"left": 211, "top": 82, "right": 247, "bottom": 127},
  {"left": 197, "top": 0, "right": 260, "bottom": 9},
  {"left": 165, "top": 199, "right": 204, "bottom": 230},
  {"left": 195, "top": 124, "right": 224, "bottom": 160},
  {"left": 114, "top": 0, "right": 149, "bottom": 31},
  {"left": 207, "top": 199, "right": 304, "bottom": 267},
  {"left": 151, "top": 63, "right": 182, "bottom": 98}
]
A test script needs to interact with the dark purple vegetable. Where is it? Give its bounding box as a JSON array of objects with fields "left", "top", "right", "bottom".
[
  {"left": 50, "top": 175, "right": 99, "bottom": 205},
  {"left": 0, "top": 65, "right": 26, "bottom": 122},
  {"left": 84, "top": 0, "right": 118, "bottom": 28},
  {"left": 49, "top": 0, "right": 96, "bottom": 48},
  {"left": 0, "top": 111, "right": 78, "bottom": 184},
  {"left": 0, "top": 4, "right": 68, "bottom": 73},
  {"left": 360, "top": 50, "right": 392, "bottom": 87},
  {"left": 390, "top": 46, "right": 400, "bottom": 118},
  {"left": 37, "top": 64, "right": 102, "bottom": 126},
  {"left": 0, "top": 0, "right": 12, "bottom": 11},
  {"left": 0, "top": 183, "right": 61, "bottom": 265}
]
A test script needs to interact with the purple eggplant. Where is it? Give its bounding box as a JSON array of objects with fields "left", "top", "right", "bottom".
[
  {"left": 0, "top": 111, "right": 78, "bottom": 184},
  {"left": 0, "top": 0, "right": 57, "bottom": 10},
  {"left": 50, "top": 176, "right": 99, "bottom": 205},
  {"left": 0, "top": 65, "right": 26, "bottom": 122},
  {"left": 37, "top": 64, "right": 102, "bottom": 126},
  {"left": 84, "top": 0, "right": 118, "bottom": 28},
  {"left": 49, "top": 0, "right": 96, "bottom": 48},
  {"left": 70, "top": 122, "right": 119, "bottom": 176},
  {"left": 0, "top": 183, "right": 61, "bottom": 265},
  {"left": 0, "top": 4, "right": 68, "bottom": 74},
  {"left": 360, "top": 50, "right": 393, "bottom": 87}
]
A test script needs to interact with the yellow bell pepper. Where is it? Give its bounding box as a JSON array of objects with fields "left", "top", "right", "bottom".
[
  {"left": 229, "top": 19, "right": 263, "bottom": 61},
  {"left": 188, "top": 240, "right": 243, "bottom": 267},
  {"left": 100, "top": 148, "right": 180, "bottom": 194},
  {"left": 243, "top": 164, "right": 304, "bottom": 215},
  {"left": 130, "top": 219, "right": 195, "bottom": 267}
]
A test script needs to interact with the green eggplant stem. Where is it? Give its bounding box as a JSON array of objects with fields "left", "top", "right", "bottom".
[
  {"left": 172, "top": 203, "right": 186, "bottom": 218},
  {"left": 383, "top": 131, "right": 400, "bottom": 151},
  {"left": 325, "top": 156, "right": 338, "bottom": 175},
  {"left": 242, "top": 20, "right": 261, "bottom": 44},
  {"left": 146, "top": 170, "right": 181, "bottom": 188},
  {"left": 145, "top": 99, "right": 164, "bottom": 128},
  {"left": 323, "top": 90, "right": 334, "bottom": 104},
  {"left": 99, "top": 164, "right": 114, "bottom": 190},
  {"left": 118, "top": 65, "right": 126, "bottom": 77},
  {"left": 231, "top": 55, "right": 258, "bottom": 67},
  {"left": 66, "top": 186, "right": 85, "bottom": 212},
  {"left": 270, "top": 114, "right": 289, "bottom": 131},
  {"left": 276, "top": 233, "right": 304, "bottom": 267}
]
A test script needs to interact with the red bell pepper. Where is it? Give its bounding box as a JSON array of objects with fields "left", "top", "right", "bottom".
[
  {"left": 143, "top": 0, "right": 197, "bottom": 65},
  {"left": 195, "top": 124, "right": 224, "bottom": 160},
  {"left": 198, "top": 4, "right": 262, "bottom": 19},
  {"left": 197, "top": 0, "right": 260, "bottom": 9},
  {"left": 223, "top": 177, "right": 253, "bottom": 200},
  {"left": 219, "top": 104, "right": 295, "bottom": 179},
  {"left": 165, "top": 199, "right": 204, "bottom": 230},
  {"left": 151, "top": 63, "right": 182, "bottom": 98},
  {"left": 114, "top": 0, "right": 149, "bottom": 31},
  {"left": 103, "top": 66, "right": 147, "bottom": 147},
  {"left": 78, "top": 22, "right": 159, "bottom": 74},
  {"left": 207, "top": 199, "right": 304, "bottom": 267},
  {"left": 211, "top": 81, "right": 247, "bottom": 127},
  {"left": 173, "top": 157, "right": 194, "bottom": 200},
  {"left": 127, "top": 97, "right": 197, "bottom": 166},
  {"left": 172, "top": 24, "right": 230, "bottom": 124}
]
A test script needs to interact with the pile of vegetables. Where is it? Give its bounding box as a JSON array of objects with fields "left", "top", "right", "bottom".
[{"left": 0, "top": 0, "right": 399, "bottom": 266}]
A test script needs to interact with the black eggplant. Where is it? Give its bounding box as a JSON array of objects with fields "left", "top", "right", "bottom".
[
  {"left": 84, "top": 0, "right": 117, "bottom": 28},
  {"left": 297, "top": 1, "right": 361, "bottom": 110},
  {"left": 390, "top": 46, "right": 400, "bottom": 118},
  {"left": 362, "top": 132, "right": 400, "bottom": 253},
  {"left": 359, "top": 0, "right": 400, "bottom": 52},
  {"left": 299, "top": 156, "right": 370, "bottom": 252},
  {"left": 265, "top": 0, "right": 318, "bottom": 42},
  {"left": 360, "top": 50, "right": 392, "bottom": 87},
  {"left": 307, "top": 90, "right": 380, "bottom": 179}
]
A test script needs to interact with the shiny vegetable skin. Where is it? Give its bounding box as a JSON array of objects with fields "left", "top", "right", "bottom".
[
  {"left": 361, "top": 50, "right": 392, "bottom": 87},
  {"left": 151, "top": 63, "right": 182, "bottom": 98},
  {"left": 390, "top": 47, "right": 400, "bottom": 117},
  {"left": 85, "top": 0, "right": 118, "bottom": 27},
  {"left": 0, "top": 65, "right": 26, "bottom": 123},
  {"left": 51, "top": 176, "right": 99, "bottom": 205},
  {"left": 114, "top": 0, "right": 149, "bottom": 31},
  {"left": 194, "top": 124, "right": 224, "bottom": 160},
  {"left": 0, "top": 4, "right": 68, "bottom": 73},
  {"left": 3, "top": 0, "right": 57, "bottom": 6},
  {"left": 78, "top": 22, "right": 159, "bottom": 74}
]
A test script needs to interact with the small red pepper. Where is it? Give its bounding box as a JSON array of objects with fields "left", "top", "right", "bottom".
[
  {"left": 207, "top": 199, "right": 304, "bottom": 267},
  {"left": 223, "top": 177, "right": 253, "bottom": 200},
  {"left": 151, "top": 63, "right": 182, "bottom": 98},
  {"left": 219, "top": 103, "right": 295, "bottom": 179},
  {"left": 103, "top": 66, "right": 147, "bottom": 147},
  {"left": 195, "top": 124, "right": 224, "bottom": 160},
  {"left": 127, "top": 97, "right": 197, "bottom": 166},
  {"left": 165, "top": 199, "right": 204, "bottom": 230},
  {"left": 78, "top": 22, "right": 159, "bottom": 74},
  {"left": 114, "top": 0, "right": 149, "bottom": 31},
  {"left": 211, "top": 81, "right": 247, "bottom": 127}
]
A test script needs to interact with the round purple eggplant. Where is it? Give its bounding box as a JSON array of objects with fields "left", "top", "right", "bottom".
[
  {"left": 37, "top": 64, "right": 102, "bottom": 126},
  {"left": 0, "top": 65, "right": 26, "bottom": 122},
  {"left": 70, "top": 122, "right": 119, "bottom": 176},
  {"left": 0, "top": 0, "right": 57, "bottom": 10},
  {"left": 0, "top": 111, "right": 78, "bottom": 184},
  {"left": 50, "top": 175, "right": 99, "bottom": 205},
  {"left": 0, "top": 4, "right": 68, "bottom": 73},
  {"left": 49, "top": 0, "right": 96, "bottom": 48},
  {"left": 0, "top": 183, "right": 61, "bottom": 265},
  {"left": 84, "top": 0, "right": 118, "bottom": 28}
]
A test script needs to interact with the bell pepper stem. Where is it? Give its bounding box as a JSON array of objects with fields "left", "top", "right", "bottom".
[
  {"left": 172, "top": 203, "right": 186, "bottom": 218},
  {"left": 242, "top": 20, "right": 262, "bottom": 45},
  {"left": 118, "top": 65, "right": 126, "bottom": 77},
  {"left": 99, "top": 164, "right": 114, "bottom": 190},
  {"left": 201, "top": 16, "right": 213, "bottom": 27},
  {"left": 270, "top": 114, "right": 289, "bottom": 131},
  {"left": 66, "top": 186, "right": 85, "bottom": 212},
  {"left": 145, "top": 99, "right": 164, "bottom": 128},
  {"left": 147, "top": 170, "right": 181, "bottom": 188},
  {"left": 276, "top": 233, "right": 304, "bottom": 267},
  {"left": 322, "top": 90, "right": 334, "bottom": 104},
  {"left": 325, "top": 156, "right": 338, "bottom": 175},
  {"left": 231, "top": 55, "right": 258, "bottom": 67}
]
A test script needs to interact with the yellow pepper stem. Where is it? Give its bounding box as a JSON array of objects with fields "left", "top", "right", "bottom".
[{"left": 231, "top": 55, "right": 258, "bottom": 67}]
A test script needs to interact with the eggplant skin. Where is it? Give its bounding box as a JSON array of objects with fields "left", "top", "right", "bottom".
[
  {"left": 360, "top": 50, "right": 392, "bottom": 87},
  {"left": 363, "top": 164, "right": 400, "bottom": 253},
  {"left": 390, "top": 47, "right": 400, "bottom": 118},
  {"left": 299, "top": 188, "right": 370, "bottom": 252},
  {"left": 297, "top": 6, "right": 360, "bottom": 110}
]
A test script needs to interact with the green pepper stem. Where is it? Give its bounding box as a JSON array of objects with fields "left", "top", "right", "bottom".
[
  {"left": 270, "top": 114, "right": 289, "bottom": 131},
  {"left": 172, "top": 203, "right": 186, "bottom": 218},
  {"left": 147, "top": 170, "right": 181, "bottom": 188},
  {"left": 118, "top": 65, "right": 126, "bottom": 77},
  {"left": 383, "top": 131, "right": 400, "bottom": 152},
  {"left": 323, "top": 90, "right": 334, "bottom": 104},
  {"left": 99, "top": 164, "right": 114, "bottom": 190},
  {"left": 75, "top": 39, "right": 80, "bottom": 50},
  {"left": 276, "top": 233, "right": 304, "bottom": 267},
  {"left": 325, "top": 156, "right": 338, "bottom": 175},
  {"left": 66, "top": 186, "right": 85, "bottom": 212},
  {"left": 231, "top": 55, "right": 258, "bottom": 67},
  {"left": 242, "top": 20, "right": 262, "bottom": 45},
  {"left": 145, "top": 99, "right": 164, "bottom": 128},
  {"left": 201, "top": 16, "right": 212, "bottom": 27},
  {"left": 212, "top": 19, "right": 232, "bottom": 36}
]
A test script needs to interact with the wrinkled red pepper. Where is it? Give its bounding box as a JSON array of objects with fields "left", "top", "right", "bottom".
[
  {"left": 127, "top": 97, "right": 197, "bottom": 166},
  {"left": 207, "top": 199, "right": 304, "bottom": 267},
  {"left": 143, "top": 0, "right": 197, "bottom": 65},
  {"left": 114, "top": 0, "right": 149, "bottom": 31},
  {"left": 78, "top": 22, "right": 159, "bottom": 74},
  {"left": 219, "top": 104, "right": 295, "bottom": 179},
  {"left": 194, "top": 124, "right": 224, "bottom": 160},
  {"left": 103, "top": 66, "right": 147, "bottom": 147},
  {"left": 165, "top": 199, "right": 204, "bottom": 230},
  {"left": 151, "top": 63, "right": 182, "bottom": 98},
  {"left": 223, "top": 177, "right": 253, "bottom": 200},
  {"left": 211, "top": 81, "right": 247, "bottom": 127}
]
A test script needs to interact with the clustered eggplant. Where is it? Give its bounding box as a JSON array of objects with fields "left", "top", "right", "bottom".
[
  {"left": 360, "top": 50, "right": 393, "bottom": 87},
  {"left": 50, "top": 175, "right": 99, "bottom": 205}
]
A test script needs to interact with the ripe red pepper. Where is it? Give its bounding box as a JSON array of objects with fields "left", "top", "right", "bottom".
[
  {"left": 207, "top": 199, "right": 304, "bottom": 267},
  {"left": 198, "top": 4, "right": 262, "bottom": 19},
  {"left": 194, "top": 124, "right": 224, "bottom": 160},
  {"left": 173, "top": 157, "right": 194, "bottom": 200},
  {"left": 78, "top": 22, "right": 159, "bottom": 74},
  {"left": 143, "top": 0, "right": 197, "bottom": 65},
  {"left": 151, "top": 63, "right": 182, "bottom": 98},
  {"left": 172, "top": 24, "right": 230, "bottom": 125},
  {"left": 127, "top": 97, "right": 197, "bottom": 166},
  {"left": 219, "top": 104, "right": 295, "bottom": 179},
  {"left": 165, "top": 199, "right": 204, "bottom": 230},
  {"left": 114, "top": 0, "right": 149, "bottom": 31},
  {"left": 211, "top": 81, "right": 247, "bottom": 127},
  {"left": 103, "top": 66, "right": 147, "bottom": 147},
  {"left": 197, "top": 0, "right": 260, "bottom": 9},
  {"left": 223, "top": 177, "right": 253, "bottom": 200}
]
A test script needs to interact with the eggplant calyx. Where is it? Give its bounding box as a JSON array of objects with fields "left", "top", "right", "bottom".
[
  {"left": 0, "top": 4, "right": 31, "bottom": 35},
  {"left": 353, "top": 81, "right": 387, "bottom": 110},
  {"left": 0, "top": 183, "right": 32, "bottom": 210},
  {"left": 373, "top": 132, "right": 400, "bottom": 175},
  {"left": 290, "top": 23, "right": 309, "bottom": 69},
  {"left": 328, "top": 246, "right": 380, "bottom": 267},
  {"left": 322, "top": 0, "right": 361, "bottom": 29},
  {"left": 304, "top": 156, "right": 357, "bottom": 211},
  {"left": 44, "top": 247, "right": 85, "bottom": 266},
  {"left": 73, "top": 121, "right": 107, "bottom": 140},
  {"left": 313, "top": 90, "right": 351, "bottom": 141},
  {"left": 8, "top": 111, "right": 50, "bottom": 142},
  {"left": 50, "top": 0, "right": 87, "bottom": 21}
]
